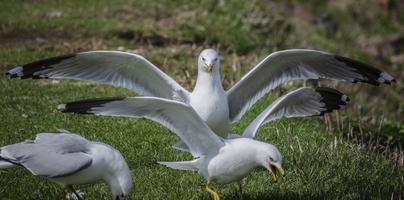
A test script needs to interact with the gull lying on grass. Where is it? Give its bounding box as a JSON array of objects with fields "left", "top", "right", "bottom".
[
  {"left": 58, "top": 87, "right": 349, "bottom": 199},
  {"left": 6, "top": 49, "right": 394, "bottom": 141},
  {"left": 0, "top": 129, "right": 133, "bottom": 200}
]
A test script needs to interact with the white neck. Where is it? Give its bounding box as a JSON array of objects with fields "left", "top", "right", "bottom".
[
  {"left": 193, "top": 68, "right": 223, "bottom": 93},
  {"left": 104, "top": 148, "right": 133, "bottom": 199},
  {"left": 107, "top": 175, "right": 122, "bottom": 198}
]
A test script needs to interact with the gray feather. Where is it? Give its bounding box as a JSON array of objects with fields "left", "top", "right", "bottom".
[
  {"left": 158, "top": 160, "right": 198, "bottom": 171},
  {"left": 0, "top": 133, "right": 92, "bottom": 178}
]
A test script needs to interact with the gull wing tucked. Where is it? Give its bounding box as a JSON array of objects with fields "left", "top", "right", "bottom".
[
  {"left": 6, "top": 51, "right": 190, "bottom": 102},
  {"left": 59, "top": 97, "right": 224, "bottom": 157},
  {"left": 242, "top": 87, "right": 349, "bottom": 138},
  {"left": 0, "top": 132, "right": 92, "bottom": 178},
  {"left": 227, "top": 49, "right": 394, "bottom": 123}
]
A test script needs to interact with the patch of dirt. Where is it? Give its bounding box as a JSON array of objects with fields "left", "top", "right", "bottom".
[
  {"left": 0, "top": 28, "right": 108, "bottom": 52},
  {"left": 0, "top": 27, "right": 76, "bottom": 45},
  {"left": 111, "top": 30, "right": 206, "bottom": 47},
  {"left": 0, "top": 27, "right": 210, "bottom": 52},
  {"left": 0, "top": 27, "right": 111, "bottom": 51}
]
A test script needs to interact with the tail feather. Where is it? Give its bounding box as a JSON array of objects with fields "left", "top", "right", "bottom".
[
  {"left": 172, "top": 141, "right": 190, "bottom": 152},
  {"left": 0, "top": 159, "right": 15, "bottom": 169},
  {"left": 227, "top": 133, "right": 242, "bottom": 139},
  {"left": 158, "top": 160, "right": 198, "bottom": 171}
]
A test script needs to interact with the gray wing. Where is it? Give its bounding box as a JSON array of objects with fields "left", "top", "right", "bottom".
[
  {"left": 34, "top": 131, "right": 90, "bottom": 151},
  {"left": 6, "top": 51, "right": 190, "bottom": 102},
  {"left": 227, "top": 49, "right": 395, "bottom": 123},
  {"left": 242, "top": 87, "right": 349, "bottom": 138},
  {"left": 58, "top": 97, "right": 224, "bottom": 157},
  {"left": 0, "top": 133, "right": 92, "bottom": 178}
]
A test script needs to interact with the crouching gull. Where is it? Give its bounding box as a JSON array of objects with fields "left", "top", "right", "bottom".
[
  {"left": 58, "top": 87, "right": 349, "bottom": 199},
  {"left": 0, "top": 129, "right": 133, "bottom": 200},
  {"left": 6, "top": 49, "right": 393, "bottom": 139}
]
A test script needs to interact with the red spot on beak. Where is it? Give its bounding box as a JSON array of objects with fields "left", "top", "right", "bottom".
[{"left": 268, "top": 163, "right": 277, "bottom": 181}]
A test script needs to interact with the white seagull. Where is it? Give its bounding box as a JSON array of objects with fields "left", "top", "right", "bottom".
[
  {"left": 57, "top": 87, "right": 349, "bottom": 199},
  {"left": 0, "top": 129, "right": 133, "bottom": 200},
  {"left": 6, "top": 49, "right": 393, "bottom": 140}
]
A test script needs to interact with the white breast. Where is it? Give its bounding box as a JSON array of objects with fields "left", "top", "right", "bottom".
[
  {"left": 203, "top": 139, "right": 259, "bottom": 184},
  {"left": 189, "top": 88, "right": 230, "bottom": 137}
]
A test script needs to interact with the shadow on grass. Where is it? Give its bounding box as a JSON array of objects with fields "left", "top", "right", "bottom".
[
  {"left": 338, "top": 119, "right": 404, "bottom": 166},
  {"left": 224, "top": 188, "right": 402, "bottom": 200}
]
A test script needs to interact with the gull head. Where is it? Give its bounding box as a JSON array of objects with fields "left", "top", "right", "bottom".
[
  {"left": 107, "top": 150, "right": 133, "bottom": 200},
  {"left": 198, "top": 49, "right": 219, "bottom": 74},
  {"left": 256, "top": 143, "right": 284, "bottom": 181}
]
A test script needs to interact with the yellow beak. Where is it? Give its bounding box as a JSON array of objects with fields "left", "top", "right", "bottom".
[
  {"left": 207, "top": 64, "right": 213, "bottom": 73},
  {"left": 269, "top": 165, "right": 285, "bottom": 181},
  {"left": 278, "top": 166, "right": 285, "bottom": 176},
  {"left": 269, "top": 167, "right": 277, "bottom": 181}
]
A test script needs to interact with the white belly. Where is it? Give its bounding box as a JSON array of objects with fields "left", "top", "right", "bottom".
[{"left": 50, "top": 145, "right": 110, "bottom": 187}]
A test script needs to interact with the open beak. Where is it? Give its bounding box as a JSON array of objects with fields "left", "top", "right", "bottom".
[
  {"left": 268, "top": 164, "right": 285, "bottom": 181},
  {"left": 207, "top": 63, "right": 213, "bottom": 73}
]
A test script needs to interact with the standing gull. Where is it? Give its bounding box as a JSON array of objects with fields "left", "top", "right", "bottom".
[
  {"left": 0, "top": 129, "right": 133, "bottom": 200},
  {"left": 58, "top": 87, "right": 349, "bottom": 199},
  {"left": 6, "top": 49, "right": 393, "bottom": 139}
]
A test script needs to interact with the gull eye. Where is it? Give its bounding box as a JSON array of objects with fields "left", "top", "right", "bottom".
[
  {"left": 214, "top": 58, "right": 218, "bottom": 62},
  {"left": 202, "top": 57, "right": 206, "bottom": 62},
  {"left": 270, "top": 158, "right": 275, "bottom": 162}
]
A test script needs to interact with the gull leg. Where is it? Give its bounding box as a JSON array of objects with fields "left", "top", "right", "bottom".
[
  {"left": 68, "top": 186, "right": 83, "bottom": 200},
  {"left": 62, "top": 188, "right": 69, "bottom": 200},
  {"left": 205, "top": 185, "right": 220, "bottom": 200},
  {"left": 237, "top": 181, "right": 243, "bottom": 200}
]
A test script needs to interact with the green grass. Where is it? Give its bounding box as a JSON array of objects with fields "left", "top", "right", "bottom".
[{"left": 0, "top": 0, "right": 403, "bottom": 199}]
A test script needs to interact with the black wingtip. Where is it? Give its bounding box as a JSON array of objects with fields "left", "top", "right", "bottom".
[
  {"left": 5, "top": 66, "right": 23, "bottom": 79},
  {"left": 334, "top": 55, "right": 395, "bottom": 86},
  {"left": 384, "top": 78, "right": 396, "bottom": 85},
  {"left": 8, "top": 73, "right": 21, "bottom": 79},
  {"left": 59, "top": 97, "right": 125, "bottom": 114},
  {"left": 6, "top": 54, "right": 76, "bottom": 79},
  {"left": 5, "top": 71, "right": 12, "bottom": 78},
  {"left": 315, "top": 87, "right": 349, "bottom": 115}
]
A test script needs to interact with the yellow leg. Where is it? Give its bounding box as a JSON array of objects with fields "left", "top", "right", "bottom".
[{"left": 205, "top": 185, "right": 220, "bottom": 200}]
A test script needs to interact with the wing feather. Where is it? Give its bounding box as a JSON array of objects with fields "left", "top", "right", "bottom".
[
  {"left": 242, "top": 87, "right": 349, "bottom": 138},
  {"left": 59, "top": 97, "right": 224, "bottom": 157},
  {"left": 6, "top": 51, "right": 190, "bottom": 102},
  {"left": 227, "top": 49, "right": 394, "bottom": 123}
]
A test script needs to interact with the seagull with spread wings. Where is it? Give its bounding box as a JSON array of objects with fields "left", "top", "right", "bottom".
[
  {"left": 58, "top": 87, "right": 349, "bottom": 199},
  {"left": 0, "top": 129, "right": 133, "bottom": 200},
  {"left": 6, "top": 49, "right": 394, "bottom": 140}
]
